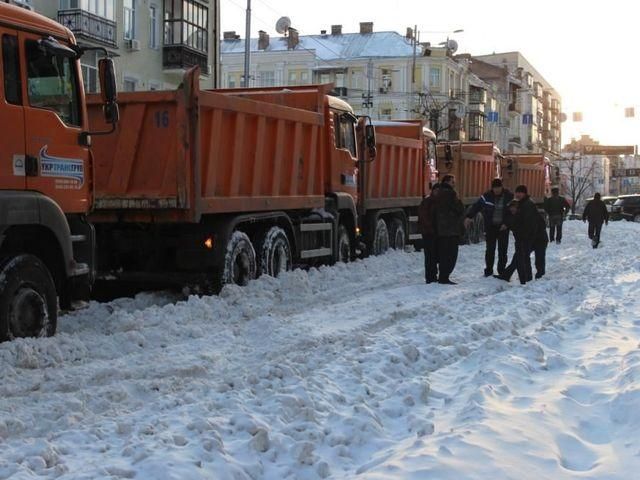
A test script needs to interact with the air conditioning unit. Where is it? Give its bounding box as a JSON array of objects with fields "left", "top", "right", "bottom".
[{"left": 126, "top": 39, "right": 141, "bottom": 51}]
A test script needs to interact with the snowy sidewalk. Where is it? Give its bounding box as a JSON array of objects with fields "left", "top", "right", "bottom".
[{"left": 1, "top": 221, "right": 639, "bottom": 479}]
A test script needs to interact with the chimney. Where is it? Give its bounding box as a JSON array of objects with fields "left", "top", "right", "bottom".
[
  {"left": 331, "top": 24, "right": 342, "bottom": 35},
  {"left": 287, "top": 27, "right": 299, "bottom": 50},
  {"left": 223, "top": 31, "right": 237, "bottom": 40},
  {"left": 360, "top": 22, "right": 373, "bottom": 34},
  {"left": 406, "top": 27, "right": 413, "bottom": 40},
  {"left": 258, "top": 30, "right": 270, "bottom": 50},
  {"left": 320, "top": 29, "right": 327, "bottom": 35}
]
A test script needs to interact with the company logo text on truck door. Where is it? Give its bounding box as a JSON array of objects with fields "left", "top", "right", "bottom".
[{"left": 39, "top": 146, "right": 85, "bottom": 189}]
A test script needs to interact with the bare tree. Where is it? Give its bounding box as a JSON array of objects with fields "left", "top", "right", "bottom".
[
  {"left": 559, "top": 154, "right": 600, "bottom": 213},
  {"left": 414, "top": 91, "right": 463, "bottom": 138}
]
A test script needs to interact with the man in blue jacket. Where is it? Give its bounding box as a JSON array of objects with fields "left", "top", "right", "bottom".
[{"left": 465, "top": 178, "right": 514, "bottom": 277}]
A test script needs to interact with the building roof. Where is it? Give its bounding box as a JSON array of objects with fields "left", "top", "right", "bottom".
[{"left": 221, "top": 31, "right": 418, "bottom": 61}]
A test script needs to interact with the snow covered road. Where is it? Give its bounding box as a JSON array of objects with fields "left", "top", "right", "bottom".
[{"left": 1, "top": 221, "right": 640, "bottom": 479}]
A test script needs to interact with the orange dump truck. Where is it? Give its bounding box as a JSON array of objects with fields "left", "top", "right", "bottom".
[
  {"left": 358, "top": 121, "right": 436, "bottom": 254},
  {"left": 435, "top": 141, "right": 501, "bottom": 242},
  {"left": 500, "top": 153, "right": 550, "bottom": 205},
  {"left": 0, "top": 3, "right": 436, "bottom": 339}
]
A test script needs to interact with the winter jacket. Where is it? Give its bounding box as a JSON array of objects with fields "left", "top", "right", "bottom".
[
  {"left": 583, "top": 199, "right": 609, "bottom": 225},
  {"left": 418, "top": 195, "right": 438, "bottom": 237},
  {"left": 466, "top": 189, "right": 514, "bottom": 231},
  {"left": 544, "top": 195, "right": 571, "bottom": 217},
  {"left": 511, "top": 196, "right": 541, "bottom": 243},
  {"left": 435, "top": 183, "right": 465, "bottom": 237}
]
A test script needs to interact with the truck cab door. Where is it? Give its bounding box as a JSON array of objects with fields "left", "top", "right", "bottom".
[
  {"left": 0, "top": 30, "right": 26, "bottom": 190},
  {"left": 20, "top": 32, "right": 90, "bottom": 214}
]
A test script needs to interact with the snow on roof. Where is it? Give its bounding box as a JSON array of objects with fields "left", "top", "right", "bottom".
[{"left": 221, "top": 31, "right": 418, "bottom": 61}]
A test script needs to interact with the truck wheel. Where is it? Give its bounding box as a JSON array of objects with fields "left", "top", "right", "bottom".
[
  {"left": 0, "top": 255, "right": 57, "bottom": 341},
  {"left": 372, "top": 219, "right": 390, "bottom": 255},
  {"left": 258, "top": 227, "right": 292, "bottom": 278},
  {"left": 337, "top": 224, "right": 351, "bottom": 263},
  {"left": 222, "top": 231, "right": 257, "bottom": 287},
  {"left": 389, "top": 218, "right": 406, "bottom": 251}
]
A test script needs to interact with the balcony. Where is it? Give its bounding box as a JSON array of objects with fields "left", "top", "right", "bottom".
[
  {"left": 58, "top": 9, "right": 117, "bottom": 47},
  {"left": 469, "top": 103, "right": 485, "bottom": 113},
  {"left": 509, "top": 136, "right": 521, "bottom": 146},
  {"left": 508, "top": 100, "right": 521, "bottom": 116},
  {"left": 163, "top": 45, "right": 208, "bottom": 72}
]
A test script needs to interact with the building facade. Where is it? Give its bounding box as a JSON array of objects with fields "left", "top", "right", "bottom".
[
  {"left": 5, "top": 0, "right": 220, "bottom": 91},
  {"left": 473, "top": 52, "right": 562, "bottom": 156},
  {"left": 221, "top": 23, "right": 493, "bottom": 143}
]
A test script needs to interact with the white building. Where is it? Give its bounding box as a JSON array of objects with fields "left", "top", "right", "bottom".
[{"left": 11, "top": 0, "right": 220, "bottom": 91}]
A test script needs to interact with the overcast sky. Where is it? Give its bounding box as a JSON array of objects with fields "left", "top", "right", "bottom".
[{"left": 220, "top": 0, "right": 640, "bottom": 149}]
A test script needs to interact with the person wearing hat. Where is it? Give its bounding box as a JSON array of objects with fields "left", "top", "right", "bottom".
[
  {"left": 543, "top": 187, "right": 571, "bottom": 244},
  {"left": 434, "top": 174, "right": 465, "bottom": 285},
  {"left": 418, "top": 183, "right": 442, "bottom": 283},
  {"left": 464, "top": 178, "right": 514, "bottom": 277}
]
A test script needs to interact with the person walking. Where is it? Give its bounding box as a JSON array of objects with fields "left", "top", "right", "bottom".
[
  {"left": 464, "top": 178, "right": 513, "bottom": 277},
  {"left": 495, "top": 186, "right": 540, "bottom": 284},
  {"left": 543, "top": 187, "right": 571, "bottom": 244},
  {"left": 418, "top": 183, "right": 441, "bottom": 283},
  {"left": 582, "top": 192, "right": 609, "bottom": 248},
  {"left": 434, "top": 175, "right": 465, "bottom": 285}
]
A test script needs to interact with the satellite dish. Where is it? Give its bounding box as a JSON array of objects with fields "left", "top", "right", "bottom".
[
  {"left": 275, "top": 16, "right": 291, "bottom": 35},
  {"left": 447, "top": 39, "right": 458, "bottom": 54}
]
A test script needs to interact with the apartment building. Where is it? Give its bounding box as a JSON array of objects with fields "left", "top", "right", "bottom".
[
  {"left": 474, "top": 52, "right": 562, "bottom": 156},
  {"left": 220, "top": 23, "right": 488, "bottom": 142},
  {"left": 6, "top": 0, "right": 220, "bottom": 91}
]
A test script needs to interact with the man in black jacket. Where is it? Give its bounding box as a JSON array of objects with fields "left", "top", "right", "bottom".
[
  {"left": 465, "top": 178, "right": 513, "bottom": 277},
  {"left": 544, "top": 187, "right": 571, "bottom": 244},
  {"left": 418, "top": 183, "right": 441, "bottom": 283},
  {"left": 434, "top": 175, "right": 465, "bottom": 285},
  {"left": 496, "top": 185, "right": 543, "bottom": 284},
  {"left": 583, "top": 192, "right": 609, "bottom": 248}
]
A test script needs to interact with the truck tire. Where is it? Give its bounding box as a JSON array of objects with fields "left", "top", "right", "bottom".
[
  {"left": 258, "top": 227, "right": 292, "bottom": 278},
  {"left": 389, "top": 218, "right": 406, "bottom": 251},
  {"left": 0, "top": 255, "right": 57, "bottom": 341},
  {"left": 222, "top": 231, "right": 257, "bottom": 287},
  {"left": 372, "top": 219, "right": 390, "bottom": 255},
  {"left": 337, "top": 224, "right": 351, "bottom": 263}
]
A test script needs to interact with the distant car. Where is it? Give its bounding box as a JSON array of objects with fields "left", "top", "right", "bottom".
[{"left": 611, "top": 195, "right": 640, "bottom": 222}]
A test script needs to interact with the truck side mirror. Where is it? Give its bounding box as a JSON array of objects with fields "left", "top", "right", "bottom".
[
  {"left": 365, "top": 124, "right": 376, "bottom": 149},
  {"left": 99, "top": 58, "right": 117, "bottom": 105},
  {"left": 98, "top": 58, "right": 118, "bottom": 124}
]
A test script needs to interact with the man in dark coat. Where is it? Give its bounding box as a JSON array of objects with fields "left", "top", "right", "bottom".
[
  {"left": 465, "top": 178, "right": 513, "bottom": 277},
  {"left": 543, "top": 187, "right": 571, "bottom": 244},
  {"left": 418, "top": 183, "right": 441, "bottom": 283},
  {"left": 496, "top": 185, "right": 543, "bottom": 284},
  {"left": 434, "top": 175, "right": 465, "bottom": 285},
  {"left": 583, "top": 192, "right": 609, "bottom": 248}
]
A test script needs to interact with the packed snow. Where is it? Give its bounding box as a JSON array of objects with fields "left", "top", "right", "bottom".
[{"left": 1, "top": 220, "right": 640, "bottom": 479}]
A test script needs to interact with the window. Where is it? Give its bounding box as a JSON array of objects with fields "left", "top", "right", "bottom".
[
  {"left": 60, "top": 0, "right": 115, "bottom": 20},
  {"left": 429, "top": 67, "right": 441, "bottom": 91},
  {"left": 149, "top": 5, "right": 158, "bottom": 48},
  {"left": 350, "top": 69, "right": 362, "bottom": 90},
  {"left": 259, "top": 71, "right": 275, "bottom": 87},
  {"left": 124, "top": 0, "right": 136, "bottom": 40},
  {"left": 287, "top": 71, "right": 297, "bottom": 85},
  {"left": 2, "top": 35, "right": 22, "bottom": 105},
  {"left": 80, "top": 50, "right": 99, "bottom": 93},
  {"left": 227, "top": 73, "right": 240, "bottom": 88},
  {"left": 334, "top": 113, "right": 357, "bottom": 158},
  {"left": 468, "top": 112, "right": 485, "bottom": 141},
  {"left": 25, "top": 39, "right": 81, "bottom": 126},
  {"left": 164, "top": 0, "right": 209, "bottom": 53},
  {"left": 123, "top": 77, "right": 137, "bottom": 92},
  {"left": 335, "top": 73, "right": 345, "bottom": 88},
  {"left": 300, "top": 71, "right": 309, "bottom": 84}
]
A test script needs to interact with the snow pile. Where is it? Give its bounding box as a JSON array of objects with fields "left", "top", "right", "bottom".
[{"left": 0, "top": 221, "right": 639, "bottom": 479}]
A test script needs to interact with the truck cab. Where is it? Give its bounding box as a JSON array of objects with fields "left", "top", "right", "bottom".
[{"left": 0, "top": 3, "right": 116, "bottom": 340}]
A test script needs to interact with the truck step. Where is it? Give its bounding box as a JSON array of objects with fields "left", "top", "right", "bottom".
[
  {"left": 70, "top": 234, "right": 87, "bottom": 243},
  {"left": 300, "top": 248, "right": 332, "bottom": 259}
]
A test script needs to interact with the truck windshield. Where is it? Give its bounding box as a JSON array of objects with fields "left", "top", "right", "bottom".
[{"left": 25, "top": 39, "right": 81, "bottom": 127}]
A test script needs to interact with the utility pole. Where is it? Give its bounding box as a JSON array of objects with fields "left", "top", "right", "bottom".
[
  {"left": 242, "top": 0, "right": 251, "bottom": 87},
  {"left": 362, "top": 58, "right": 373, "bottom": 113},
  {"left": 411, "top": 24, "right": 417, "bottom": 89}
]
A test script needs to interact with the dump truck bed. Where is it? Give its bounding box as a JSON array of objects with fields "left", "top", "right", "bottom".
[
  {"left": 365, "top": 121, "right": 428, "bottom": 209},
  {"left": 436, "top": 142, "right": 498, "bottom": 205},
  {"left": 87, "top": 71, "right": 327, "bottom": 223},
  {"left": 504, "top": 154, "right": 546, "bottom": 203}
]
